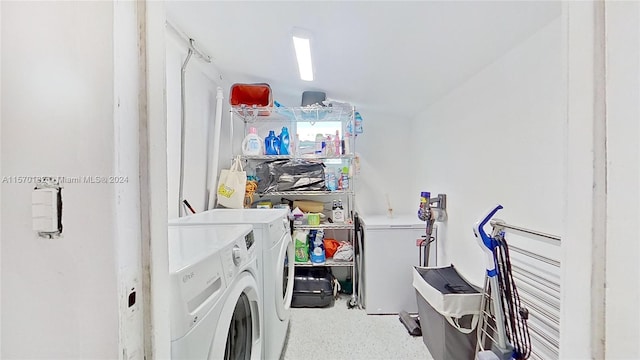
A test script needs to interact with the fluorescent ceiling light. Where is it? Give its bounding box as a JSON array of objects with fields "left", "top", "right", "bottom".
[{"left": 292, "top": 33, "right": 313, "bottom": 81}]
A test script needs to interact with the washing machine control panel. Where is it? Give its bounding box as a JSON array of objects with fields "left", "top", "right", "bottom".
[
  {"left": 232, "top": 245, "right": 243, "bottom": 266},
  {"left": 222, "top": 237, "right": 250, "bottom": 281}
]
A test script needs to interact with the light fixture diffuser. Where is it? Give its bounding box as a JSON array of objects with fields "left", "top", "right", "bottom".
[{"left": 292, "top": 30, "right": 313, "bottom": 81}]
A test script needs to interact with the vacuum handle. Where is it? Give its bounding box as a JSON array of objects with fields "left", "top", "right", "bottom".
[
  {"left": 473, "top": 205, "right": 503, "bottom": 275},
  {"left": 474, "top": 205, "right": 503, "bottom": 249}
]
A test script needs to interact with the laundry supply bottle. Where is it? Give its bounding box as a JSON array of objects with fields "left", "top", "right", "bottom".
[
  {"left": 325, "top": 135, "right": 334, "bottom": 157},
  {"left": 326, "top": 168, "right": 337, "bottom": 191},
  {"left": 279, "top": 127, "right": 290, "bottom": 155},
  {"left": 343, "top": 133, "right": 351, "bottom": 155},
  {"left": 332, "top": 199, "right": 345, "bottom": 223},
  {"left": 265, "top": 130, "right": 280, "bottom": 155},
  {"left": 315, "top": 133, "right": 324, "bottom": 155},
  {"left": 354, "top": 111, "right": 364, "bottom": 134},
  {"left": 241, "top": 127, "right": 263, "bottom": 156}
]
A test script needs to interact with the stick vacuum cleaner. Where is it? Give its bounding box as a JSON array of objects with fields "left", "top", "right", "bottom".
[
  {"left": 399, "top": 192, "right": 438, "bottom": 336},
  {"left": 474, "top": 205, "right": 531, "bottom": 360}
]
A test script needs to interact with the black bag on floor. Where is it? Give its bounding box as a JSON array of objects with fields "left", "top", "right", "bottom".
[
  {"left": 291, "top": 267, "right": 335, "bottom": 308},
  {"left": 256, "top": 159, "right": 326, "bottom": 194}
]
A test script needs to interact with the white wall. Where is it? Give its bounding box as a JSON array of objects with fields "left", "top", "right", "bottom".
[
  {"left": 604, "top": 1, "right": 640, "bottom": 357},
  {"left": 166, "top": 30, "right": 232, "bottom": 219},
  {"left": 354, "top": 110, "right": 416, "bottom": 217},
  {"left": 408, "top": 18, "right": 563, "bottom": 286},
  {"left": 562, "top": 2, "right": 605, "bottom": 357},
  {"left": 1, "top": 2, "right": 143, "bottom": 358}
]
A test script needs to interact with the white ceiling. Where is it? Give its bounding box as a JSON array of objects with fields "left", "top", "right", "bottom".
[{"left": 166, "top": 1, "right": 561, "bottom": 119}]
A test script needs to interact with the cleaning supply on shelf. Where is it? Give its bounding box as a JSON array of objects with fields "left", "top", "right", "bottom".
[
  {"left": 292, "top": 207, "right": 304, "bottom": 225},
  {"left": 279, "top": 127, "right": 290, "bottom": 155},
  {"left": 341, "top": 166, "right": 349, "bottom": 190},
  {"left": 315, "top": 133, "right": 324, "bottom": 155},
  {"left": 343, "top": 133, "right": 351, "bottom": 155},
  {"left": 354, "top": 111, "right": 364, "bottom": 134},
  {"left": 265, "top": 130, "right": 280, "bottom": 155},
  {"left": 311, "top": 246, "right": 326, "bottom": 265},
  {"left": 332, "top": 199, "right": 345, "bottom": 223},
  {"left": 307, "top": 213, "right": 320, "bottom": 226},
  {"left": 326, "top": 168, "right": 337, "bottom": 191},
  {"left": 334, "top": 130, "right": 341, "bottom": 156},
  {"left": 325, "top": 135, "right": 334, "bottom": 156},
  {"left": 241, "top": 127, "right": 263, "bottom": 156},
  {"left": 294, "top": 230, "right": 310, "bottom": 262}
]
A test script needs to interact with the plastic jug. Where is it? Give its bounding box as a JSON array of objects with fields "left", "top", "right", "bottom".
[
  {"left": 265, "top": 130, "right": 280, "bottom": 155},
  {"left": 279, "top": 127, "right": 290, "bottom": 155},
  {"left": 241, "top": 127, "right": 263, "bottom": 156}
]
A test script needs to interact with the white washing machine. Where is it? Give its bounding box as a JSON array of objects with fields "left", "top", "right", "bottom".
[
  {"left": 170, "top": 209, "right": 295, "bottom": 360},
  {"left": 168, "top": 224, "right": 262, "bottom": 360}
]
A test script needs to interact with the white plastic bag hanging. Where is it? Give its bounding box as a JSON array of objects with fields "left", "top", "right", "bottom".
[
  {"left": 216, "top": 156, "right": 246, "bottom": 209},
  {"left": 333, "top": 242, "right": 354, "bottom": 261}
]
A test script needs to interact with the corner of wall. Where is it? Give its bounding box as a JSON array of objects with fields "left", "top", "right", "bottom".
[
  {"left": 0, "top": 2, "right": 3, "bottom": 356},
  {"left": 144, "top": 1, "right": 171, "bottom": 358}
]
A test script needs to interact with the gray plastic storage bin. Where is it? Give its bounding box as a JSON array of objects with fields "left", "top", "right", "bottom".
[{"left": 413, "top": 265, "right": 482, "bottom": 360}]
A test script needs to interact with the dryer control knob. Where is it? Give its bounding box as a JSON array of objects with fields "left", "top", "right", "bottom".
[{"left": 232, "top": 245, "right": 242, "bottom": 266}]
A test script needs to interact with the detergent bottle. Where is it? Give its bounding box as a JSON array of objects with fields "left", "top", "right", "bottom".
[
  {"left": 279, "top": 127, "right": 290, "bottom": 155},
  {"left": 241, "top": 127, "right": 263, "bottom": 156},
  {"left": 265, "top": 130, "right": 280, "bottom": 155}
]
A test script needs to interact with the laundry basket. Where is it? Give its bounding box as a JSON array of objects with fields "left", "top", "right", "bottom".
[{"left": 412, "top": 265, "right": 482, "bottom": 360}]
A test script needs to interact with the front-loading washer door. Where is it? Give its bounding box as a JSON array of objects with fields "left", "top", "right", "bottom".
[
  {"left": 275, "top": 233, "right": 295, "bottom": 321},
  {"left": 211, "top": 272, "right": 262, "bottom": 360},
  {"left": 224, "top": 292, "right": 252, "bottom": 360}
]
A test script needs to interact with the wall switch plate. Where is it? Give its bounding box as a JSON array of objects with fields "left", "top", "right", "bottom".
[
  {"left": 32, "top": 188, "right": 60, "bottom": 233},
  {"left": 32, "top": 178, "right": 63, "bottom": 238}
]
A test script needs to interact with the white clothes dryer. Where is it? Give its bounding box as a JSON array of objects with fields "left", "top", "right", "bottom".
[
  {"left": 170, "top": 209, "right": 295, "bottom": 360},
  {"left": 168, "top": 224, "right": 262, "bottom": 360}
]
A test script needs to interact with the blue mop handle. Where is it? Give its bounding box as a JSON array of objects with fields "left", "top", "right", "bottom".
[{"left": 473, "top": 205, "right": 503, "bottom": 277}]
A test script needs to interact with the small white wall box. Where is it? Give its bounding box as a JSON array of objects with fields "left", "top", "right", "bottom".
[{"left": 32, "top": 187, "right": 63, "bottom": 236}]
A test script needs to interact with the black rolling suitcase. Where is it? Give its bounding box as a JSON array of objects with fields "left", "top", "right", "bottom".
[{"left": 291, "top": 267, "right": 335, "bottom": 308}]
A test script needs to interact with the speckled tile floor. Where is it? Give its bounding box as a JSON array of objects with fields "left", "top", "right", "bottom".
[{"left": 281, "top": 295, "right": 433, "bottom": 360}]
